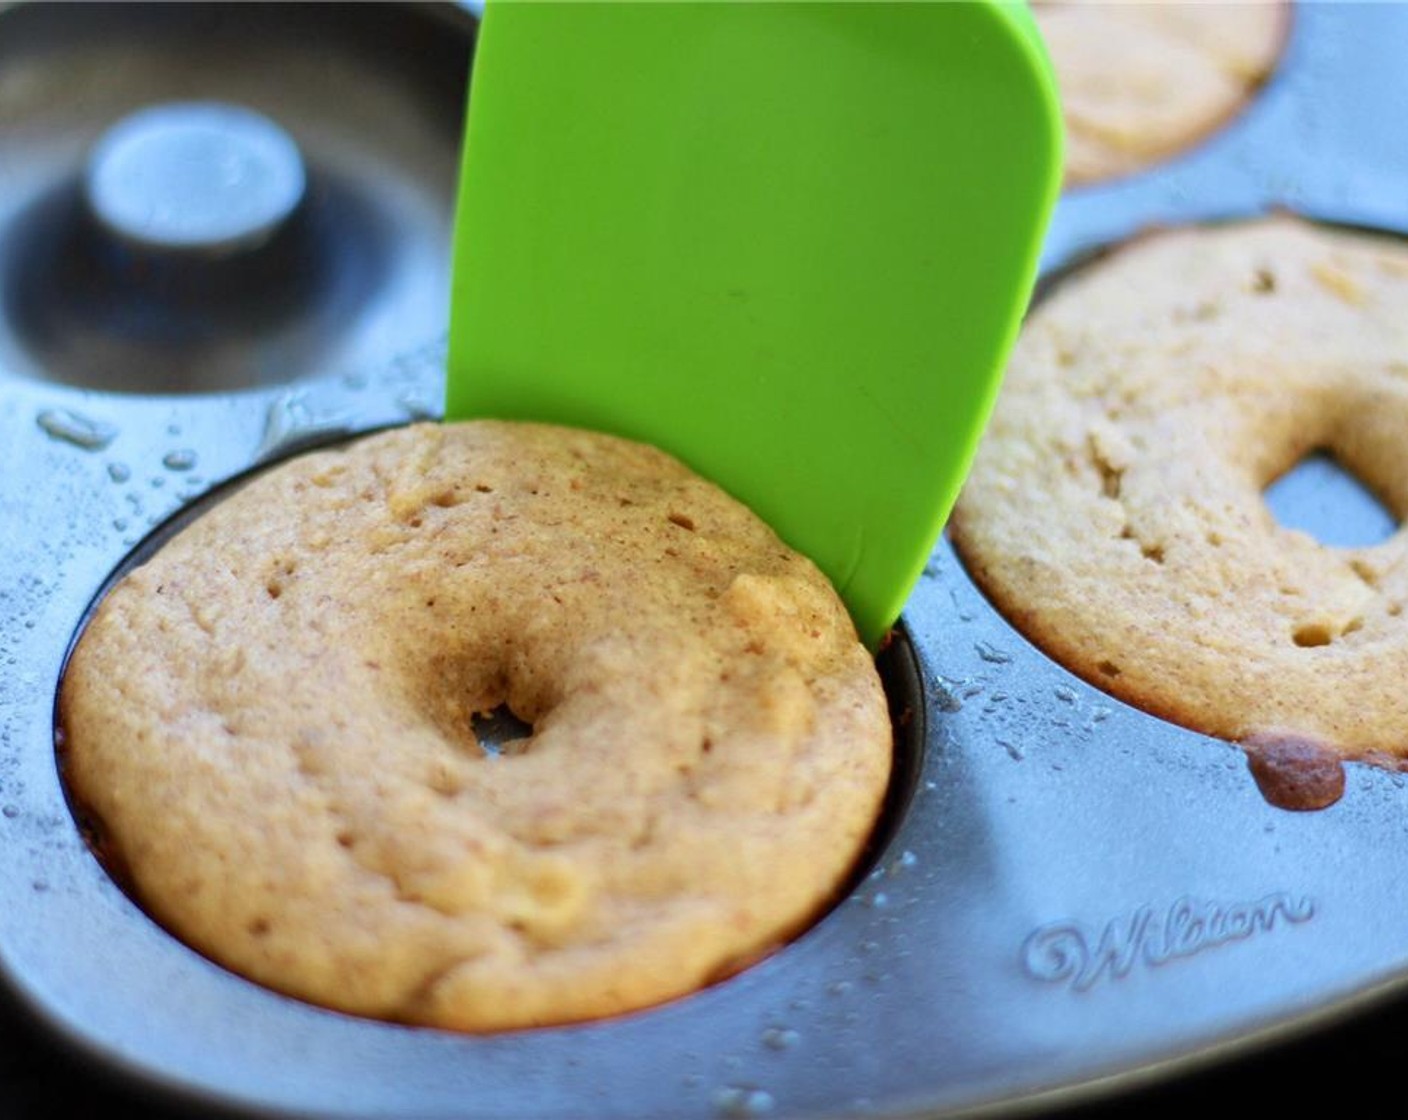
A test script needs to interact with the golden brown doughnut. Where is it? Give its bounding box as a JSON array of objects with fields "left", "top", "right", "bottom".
[
  {"left": 952, "top": 215, "right": 1408, "bottom": 760},
  {"left": 1035, "top": 1, "right": 1288, "bottom": 186},
  {"left": 60, "top": 421, "right": 891, "bottom": 1030}
]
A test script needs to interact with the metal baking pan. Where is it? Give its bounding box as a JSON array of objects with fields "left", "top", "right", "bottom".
[{"left": 3, "top": 1, "right": 1408, "bottom": 1116}]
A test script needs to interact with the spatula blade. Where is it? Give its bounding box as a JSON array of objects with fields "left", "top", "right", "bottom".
[{"left": 449, "top": 0, "right": 1060, "bottom": 647}]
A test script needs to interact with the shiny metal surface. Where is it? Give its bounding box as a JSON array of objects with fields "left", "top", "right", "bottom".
[
  {"left": 86, "top": 102, "right": 308, "bottom": 255},
  {"left": 1, "top": 2, "right": 1407, "bottom": 1118}
]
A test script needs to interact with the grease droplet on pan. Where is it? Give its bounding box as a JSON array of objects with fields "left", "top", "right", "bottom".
[{"left": 37, "top": 408, "right": 117, "bottom": 451}]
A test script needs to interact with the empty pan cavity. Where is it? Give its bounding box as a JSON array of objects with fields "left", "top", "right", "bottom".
[{"left": 0, "top": 2, "right": 473, "bottom": 394}]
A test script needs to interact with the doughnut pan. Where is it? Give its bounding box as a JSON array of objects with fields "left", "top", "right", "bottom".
[{"left": 2, "top": 2, "right": 1407, "bottom": 1116}]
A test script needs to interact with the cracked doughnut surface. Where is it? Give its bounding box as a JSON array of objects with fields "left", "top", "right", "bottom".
[
  {"left": 1035, "top": 1, "right": 1288, "bottom": 186},
  {"left": 60, "top": 421, "right": 890, "bottom": 1030},
  {"left": 951, "top": 216, "right": 1408, "bottom": 758}
]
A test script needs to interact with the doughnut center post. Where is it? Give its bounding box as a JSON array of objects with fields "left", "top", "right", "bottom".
[
  {"left": 469, "top": 704, "right": 534, "bottom": 758},
  {"left": 1264, "top": 451, "right": 1399, "bottom": 549},
  {"left": 85, "top": 101, "right": 307, "bottom": 257}
]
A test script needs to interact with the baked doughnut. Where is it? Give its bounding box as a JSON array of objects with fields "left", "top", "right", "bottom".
[
  {"left": 1034, "top": 2, "right": 1288, "bottom": 186},
  {"left": 60, "top": 421, "right": 891, "bottom": 1030},
  {"left": 951, "top": 215, "right": 1408, "bottom": 760}
]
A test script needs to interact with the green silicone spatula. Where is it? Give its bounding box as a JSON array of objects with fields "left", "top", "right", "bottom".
[{"left": 447, "top": 0, "right": 1061, "bottom": 648}]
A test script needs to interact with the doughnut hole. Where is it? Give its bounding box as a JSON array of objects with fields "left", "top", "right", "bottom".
[
  {"left": 469, "top": 705, "right": 534, "bottom": 758},
  {"left": 1265, "top": 452, "right": 1399, "bottom": 552},
  {"left": 1254, "top": 380, "right": 1408, "bottom": 649}
]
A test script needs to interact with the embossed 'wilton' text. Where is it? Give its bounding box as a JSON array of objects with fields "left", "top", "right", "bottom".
[{"left": 1021, "top": 893, "right": 1316, "bottom": 991}]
